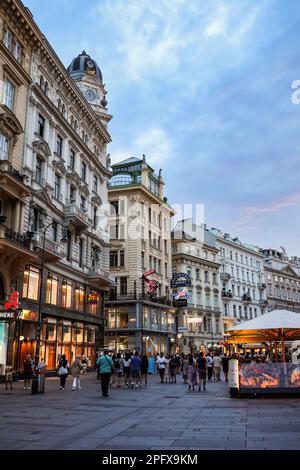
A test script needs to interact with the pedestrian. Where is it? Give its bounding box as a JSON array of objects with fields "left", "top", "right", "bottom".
[
  {"left": 71, "top": 356, "right": 82, "bottom": 391},
  {"left": 81, "top": 355, "right": 88, "bottom": 375},
  {"left": 213, "top": 352, "right": 222, "bottom": 381},
  {"left": 140, "top": 355, "right": 149, "bottom": 387},
  {"left": 114, "top": 352, "right": 124, "bottom": 388},
  {"left": 5, "top": 363, "right": 13, "bottom": 390},
  {"left": 169, "top": 355, "right": 177, "bottom": 383},
  {"left": 130, "top": 351, "right": 141, "bottom": 389},
  {"left": 156, "top": 352, "right": 167, "bottom": 384},
  {"left": 196, "top": 352, "right": 207, "bottom": 391},
  {"left": 188, "top": 354, "right": 197, "bottom": 391},
  {"left": 175, "top": 353, "right": 180, "bottom": 374},
  {"left": 23, "top": 354, "right": 34, "bottom": 390},
  {"left": 96, "top": 349, "right": 115, "bottom": 398},
  {"left": 222, "top": 353, "right": 229, "bottom": 382},
  {"left": 57, "top": 354, "right": 69, "bottom": 391},
  {"left": 182, "top": 355, "right": 188, "bottom": 384},
  {"left": 123, "top": 353, "right": 131, "bottom": 388},
  {"left": 206, "top": 352, "right": 213, "bottom": 381},
  {"left": 110, "top": 354, "right": 117, "bottom": 388},
  {"left": 164, "top": 355, "right": 170, "bottom": 383}
]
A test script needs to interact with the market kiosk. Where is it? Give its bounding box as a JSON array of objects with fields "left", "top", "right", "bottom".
[{"left": 227, "top": 309, "right": 300, "bottom": 397}]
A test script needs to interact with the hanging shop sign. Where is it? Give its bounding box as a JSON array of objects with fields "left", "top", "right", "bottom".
[
  {"left": 0, "top": 292, "right": 23, "bottom": 319},
  {"left": 142, "top": 270, "right": 158, "bottom": 294},
  {"left": 173, "top": 287, "right": 189, "bottom": 308},
  {"left": 171, "top": 273, "right": 191, "bottom": 288},
  {"left": 88, "top": 292, "right": 99, "bottom": 305}
]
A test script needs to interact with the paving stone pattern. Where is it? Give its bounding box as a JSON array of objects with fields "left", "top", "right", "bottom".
[{"left": 0, "top": 372, "right": 300, "bottom": 450}]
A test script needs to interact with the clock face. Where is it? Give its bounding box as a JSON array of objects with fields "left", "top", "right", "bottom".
[
  {"left": 84, "top": 89, "right": 96, "bottom": 102},
  {"left": 87, "top": 60, "right": 94, "bottom": 69}
]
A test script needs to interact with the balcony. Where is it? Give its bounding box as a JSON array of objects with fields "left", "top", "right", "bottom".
[
  {"left": 0, "top": 160, "right": 30, "bottom": 198},
  {"left": 220, "top": 272, "right": 231, "bottom": 281},
  {"left": 259, "top": 299, "right": 268, "bottom": 306},
  {"left": 4, "top": 228, "right": 31, "bottom": 248},
  {"left": 88, "top": 266, "right": 115, "bottom": 287},
  {"left": 64, "top": 202, "right": 89, "bottom": 235},
  {"left": 221, "top": 290, "right": 233, "bottom": 301},
  {"left": 32, "top": 233, "right": 64, "bottom": 261},
  {"left": 0, "top": 226, "right": 37, "bottom": 264},
  {"left": 258, "top": 283, "right": 267, "bottom": 290},
  {"left": 242, "top": 294, "right": 252, "bottom": 304}
]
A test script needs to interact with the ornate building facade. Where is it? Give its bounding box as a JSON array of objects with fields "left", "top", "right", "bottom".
[
  {"left": 210, "top": 228, "right": 267, "bottom": 338},
  {"left": 171, "top": 220, "right": 223, "bottom": 354},
  {"left": 0, "top": 0, "right": 113, "bottom": 374},
  {"left": 262, "top": 248, "right": 300, "bottom": 313},
  {"left": 105, "top": 156, "right": 176, "bottom": 354}
]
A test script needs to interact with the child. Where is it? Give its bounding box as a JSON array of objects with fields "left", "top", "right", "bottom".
[{"left": 5, "top": 363, "right": 13, "bottom": 390}]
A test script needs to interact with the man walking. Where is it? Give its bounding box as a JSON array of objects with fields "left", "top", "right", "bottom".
[
  {"left": 97, "top": 350, "right": 115, "bottom": 398},
  {"left": 156, "top": 353, "right": 167, "bottom": 383},
  {"left": 206, "top": 352, "right": 213, "bottom": 381},
  {"left": 130, "top": 351, "right": 141, "bottom": 389},
  {"left": 196, "top": 352, "right": 207, "bottom": 391},
  {"left": 222, "top": 353, "right": 229, "bottom": 382},
  {"left": 213, "top": 352, "right": 222, "bottom": 381}
]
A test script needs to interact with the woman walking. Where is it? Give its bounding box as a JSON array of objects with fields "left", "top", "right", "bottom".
[
  {"left": 188, "top": 354, "right": 197, "bottom": 391},
  {"left": 23, "top": 354, "right": 34, "bottom": 390},
  {"left": 57, "top": 354, "right": 69, "bottom": 390},
  {"left": 114, "top": 352, "right": 124, "bottom": 388},
  {"left": 71, "top": 356, "right": 82, "bottom": 391},
  {"left": 182, "top": 355, "right": 188, "bottom": 384},
  {"left": 140, "top": 355, "right": 149, "bottom": 388}
]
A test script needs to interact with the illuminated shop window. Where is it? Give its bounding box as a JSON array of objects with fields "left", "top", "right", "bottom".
[
  {"left": 23, "top": 266, "right": 40, "bottom": 300},
  {"left": 46, "top": 273, "right": 58, "bottom": 305},
  {"left": 61, "top": 279, "right": 72, "bottom": 308}
]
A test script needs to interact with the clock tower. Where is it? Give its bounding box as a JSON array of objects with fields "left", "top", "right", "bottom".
[{"left": 67, "top": 51, "right": 111, "bottom": 127}]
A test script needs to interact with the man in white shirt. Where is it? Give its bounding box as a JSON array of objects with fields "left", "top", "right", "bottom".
[
  {"left": 206, "top": 353, "right": 213, "bottom": 381},
  {"left": 156, "top": 353, "right": 166, "bottom": 383},
  {"left": 213, "top": 353, "right": 222, "bottom": 381}
]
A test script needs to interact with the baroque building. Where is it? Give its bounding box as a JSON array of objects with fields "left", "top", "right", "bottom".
[
  {"left": 105, "top": 156, "right": 176, "bottom": 354},
  {"left": 261, "top": 248, "right": 300, "bottom": 313},
  {"left": 210, "top": 228, "right": 267, "bottom": 337},
  {"left": 171, "top": 220, "right": 223, "bottom": 354},
  {"left": 0, "top": 0, "right": 113, "bottom": 374}
]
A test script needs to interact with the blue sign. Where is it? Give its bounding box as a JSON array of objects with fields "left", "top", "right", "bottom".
[{"left": 171, "top": 273, "right": 191, "bottom": 288}]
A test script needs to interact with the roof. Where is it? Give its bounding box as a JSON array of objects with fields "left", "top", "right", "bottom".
[
  {"left": 112, "top": 157, "right": 141, "bottom": 167},
  {"left": 68, "top": 51, "right": 103, "bottom": 84}
]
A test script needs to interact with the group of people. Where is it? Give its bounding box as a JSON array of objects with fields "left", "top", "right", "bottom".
[
  {"left": 156, "top": 352, "right": 230, "bottom": 391},
  {"left": 57, "top": 354, "right": 88, "bottom": 391}
]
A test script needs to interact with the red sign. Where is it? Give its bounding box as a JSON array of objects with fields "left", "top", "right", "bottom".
[
  {"left": 88, "top": 293, "right": 99, "bottom": 305},
  {"left": 4, "top": 292, "right": 19, "bottom": 311},
  {"left": 142, "top": 270, "right": 158, "bottom": 294}
]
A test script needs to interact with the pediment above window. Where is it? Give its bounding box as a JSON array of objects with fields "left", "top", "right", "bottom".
[
  {"left": 0, "top": 105, "right": 23, "bottom": 139},
  {"left": 32, "top": 140, "right": 52, "bottom": 159},
  {"left": 52, "top": 158, "right": 67, "bottom": 175},
  {"left": 91, "top": 194, "right": 102, "bottom": 205}
]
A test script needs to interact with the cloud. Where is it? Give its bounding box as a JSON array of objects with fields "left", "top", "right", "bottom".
[
  {"left": 111, "top": 126, "right": 173, "bottom": 168},
  {"left": 234, "top": 191, "right": 300, "bottom": 227}
]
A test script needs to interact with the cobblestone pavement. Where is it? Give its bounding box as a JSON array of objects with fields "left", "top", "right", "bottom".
[{"left": 0, "top": 372, "right": 300, "bottom": 450}]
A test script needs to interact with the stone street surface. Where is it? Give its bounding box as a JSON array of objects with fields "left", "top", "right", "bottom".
[{"left": 0, "top": 372, "right": 300, "bottom": 450}]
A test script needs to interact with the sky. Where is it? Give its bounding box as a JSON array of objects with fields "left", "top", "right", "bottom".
[{"left": 24, "top": 0, "right": 300, "bottom": 255}]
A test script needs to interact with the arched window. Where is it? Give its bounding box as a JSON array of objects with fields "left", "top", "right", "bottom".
[
  {"left": 58, "top": 98, "right": 61, "bottom": 112},
  {"left": 44, "top": 82, "right": 49, "bottom": 96},
  {"left": 39, "top": 75, "right": 44, "bottom": 88},
  {"left": 70, "top": 115, "right": 74, "bottom": 128},
  {"left": 62, "top": 104, "right": 66, "bottom": 117}
]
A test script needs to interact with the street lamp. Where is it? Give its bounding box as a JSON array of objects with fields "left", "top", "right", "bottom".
[{"left": 31, "top": 222, "right": 68, "bottom": 394}]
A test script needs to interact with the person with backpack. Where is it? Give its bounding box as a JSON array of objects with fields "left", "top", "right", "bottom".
[
  {"left": 196, "top": 352, "right": 207, "bottom": 391},
  {"left": 96, "top": 350, "right": 115, "bottom": 398},
  {"left": 169, "top": 355, "right": 177, "bottom": 383},
  {"left": 57, "top": 354, "right": 69, "bottom": 391}
]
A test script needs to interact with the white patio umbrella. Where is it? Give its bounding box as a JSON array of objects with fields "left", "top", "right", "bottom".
[{"left": 227, "top": 309, "right": 300, "bottom": 362}]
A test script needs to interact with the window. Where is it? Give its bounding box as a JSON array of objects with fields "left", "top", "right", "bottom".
[
  {"left": 3, "top": 29, "right": 13, "bottom": 51},
  {"left": 165, "top": 263, "right": 168, "bottom": 277},
  {"left": 215, "top": 319, "right": 220, "bottom": 334},
  {"left": 54, "top": 174, "right": 61, "bottom": 200},
  {"left": 204, "top": 271, "right": 209, "bottom": 282},
  {"left": 196, "top": 291, "right": 201, "bottom": 305},
  {"left": 110, "top": 251, "right": 118, "bottom": 267},
  {"left": 254, "top": 308, "right": 257, "bottom": 318},
  {"left": 110, "top": 224, "right": 119, "bottom": 240},
  {"left": 5, "top": 80, "right": 15, "bottom": 110},
  {"left": 15, "top": 43, "right": 23, "bottom": 63},
  {"left": 46, "top": 273, "right": 58, "bottom": 305},
  {"left": 213, "top": 272, "right": 217, "bottom": 284},
  {"left": 120, "top": 251, "right": 125, "bottom": 267},
  {"left": 75, "top": 285, "right": 85, "bottom": 312},
  {"left": 120, "top": 278, "right": 127, "bottom": 295},
  {"left": 52, "top": 221, "right": 58, "bottom": 242},
  {"left": 0, "top": 133, "right": 9, "bottom": 160},
  {"left": 141, "top": 252, "right": 145, "bottom": 268},
  {"left": 187, "top": 266, "right": 192, "bottom": 277},
  {"left": 110, "top": 201, "right": 119, "bottom": 215},
  {"left": 80, "top": 196, "right": 86, "bottom": 212},
  {"left": 56, "top": 135, "right": 63, "bottom": 157},
  {"left": 79, "top": 238, "right": 84, "bottom": 267},
  {"left": 230, "top": 251, "right": 233, "bottom": 260},
  {"left": 23, "top": 266, "right": 40, "bottom": 300},
  {"left": 61, "top": 280, "right": 72, "bottom": 308},
  {"left": 93, "top": 207, "right": 97, "bottom": 229},
  {"left": 81, "top": 161, "right": 86, "bottom": 182},
  {"left": 239, "top": 306, "right": 242, "bottom": 318},
  {"left": 69, "top": 149, "right": 75, "bottom": 170},
  {"left": 38, "top": 114, "right": 45, "bottom": 138},
  {"left": 70, "top": 186, "right": 76, "bottom": 203},
  {"left": 36, "top": 156, "right": 43, "bottom": 183},
  {"left": 196, "top": 268, "right": 200, "bottom": 280},
  {"left": 93, "top": 175, "right": 98, "bottom": 193},
  {"left": 233, "top": 305, "right": 237, "bottom": 317}
]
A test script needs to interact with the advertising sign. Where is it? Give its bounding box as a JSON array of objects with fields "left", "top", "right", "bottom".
[{"left": 171, "top": 273, "right": 191, "bottom": 288}]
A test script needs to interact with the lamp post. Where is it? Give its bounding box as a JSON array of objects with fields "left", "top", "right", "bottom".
[{"left": 31, "top": 222, "right": 67, "bottom": 394}]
